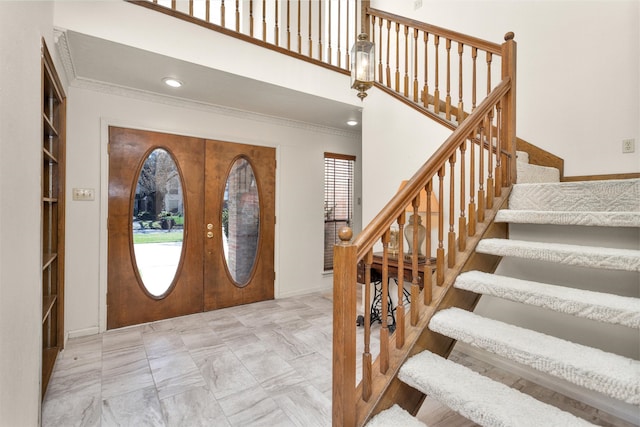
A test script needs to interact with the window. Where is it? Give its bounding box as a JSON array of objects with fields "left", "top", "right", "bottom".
[{"left": 324, "top": 152, "right": 356, "bottom": 271}]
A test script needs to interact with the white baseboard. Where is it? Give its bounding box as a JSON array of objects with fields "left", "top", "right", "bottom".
[
  {"left": 454, "top": 342, "right": 640, "bottom": 425},
  {"left": 66, "top": 326, "right": 100, "bottom": 340},
  {"left": 276, "top": 284, "right": 332, "bottom": 299}
]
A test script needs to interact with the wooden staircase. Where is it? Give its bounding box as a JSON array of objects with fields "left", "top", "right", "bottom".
[{"left": 368, "top": 178, "right": 640, "bottom": 426}]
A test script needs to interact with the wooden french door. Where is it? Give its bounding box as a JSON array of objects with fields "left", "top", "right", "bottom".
[{"left": 107, "top": 127, "right": 275, "bottom": 329}]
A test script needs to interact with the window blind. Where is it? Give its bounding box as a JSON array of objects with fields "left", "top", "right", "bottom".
[{"left": 324, "top": 152, "right": 356, "bottom": 271}]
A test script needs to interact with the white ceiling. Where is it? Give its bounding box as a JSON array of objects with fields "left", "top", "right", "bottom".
[{"left": 61, "top": 30, "right": 363, "bottom": 132}]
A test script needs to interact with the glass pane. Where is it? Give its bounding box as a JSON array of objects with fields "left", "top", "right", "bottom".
[
  {"left": 132, "top": 148, "right": 184, "bottom": 297},
  {"left": 222, "top": 158, "right": 260, "bottom": 286}
]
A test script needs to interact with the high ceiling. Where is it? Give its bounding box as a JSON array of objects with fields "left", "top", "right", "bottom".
[{"left": 60, "top": 30, "right": 363, "bottom": 132}]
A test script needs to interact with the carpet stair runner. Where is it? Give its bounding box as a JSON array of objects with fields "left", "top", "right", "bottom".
[
  {"left": 455, "top": 271, "right": 640, "bottom": 328},
  {"left": 367, "top": 178, "right": 640, "bottom": 426},
  {"left": 515, "top": 150, "right": 560, "bottom": 183}
]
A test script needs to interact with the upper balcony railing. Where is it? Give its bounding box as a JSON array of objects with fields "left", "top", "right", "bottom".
[{"left": 130, "top": 0, "right": 367, "bottom": 74}]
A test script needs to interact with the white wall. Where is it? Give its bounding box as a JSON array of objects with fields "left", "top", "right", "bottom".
[
  {"left": 0, "top": 2, "right": 56, "bottom": 425},
  {"left": 372, "top": 0, "right": 640, "bottom": 177},
  {"left": 361, "top": 90, "right": 452, "bottom": 226},
  {"left": 64, "top": 86, "right": 361, "bottom": 336}
]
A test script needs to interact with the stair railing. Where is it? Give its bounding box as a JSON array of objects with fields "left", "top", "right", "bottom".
[
  {"left": 333, "top": 28, "right": 516, "bottom": 424},
  {"left": 129, "top": 0, "right": 367, "bottom": 74},
  {"left": 368, "top": 8, "right": 511, "bottom": 131}
]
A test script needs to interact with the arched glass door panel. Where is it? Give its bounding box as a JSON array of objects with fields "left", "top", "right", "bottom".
[
  {"left": 222, "top": 157, "right": 260, "bottom": 286},
  {"left": 131, "top": 148, "right": 185, "bottom": 297}
]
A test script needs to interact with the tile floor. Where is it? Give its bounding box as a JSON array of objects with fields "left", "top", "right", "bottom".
[{"left": 42, "top": 292, "right": 635, "bottom": 427}]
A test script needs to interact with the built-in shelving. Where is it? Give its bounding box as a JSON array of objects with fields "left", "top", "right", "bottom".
[{"left": 41, "top": 40, "right": 65, "bottom": 399}]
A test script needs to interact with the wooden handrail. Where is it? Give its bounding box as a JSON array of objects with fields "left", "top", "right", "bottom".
[{"left": 367, "top": 8, "right": 502, "bottom": 55}]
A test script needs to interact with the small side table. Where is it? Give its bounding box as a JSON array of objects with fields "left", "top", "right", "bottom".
[{"left": 357, "top": 253, "right": 435, "bottom": 332}]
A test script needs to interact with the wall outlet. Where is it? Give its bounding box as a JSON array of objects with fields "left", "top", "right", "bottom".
[
  {"left": 414, "top": 0, "right": 423, "bottom": 10},
  {"left": 622, "top": 138, "right": 635, "bottom": 153},
  {"left": 72, "top": 188, "right": 95, "bottom": 201}
]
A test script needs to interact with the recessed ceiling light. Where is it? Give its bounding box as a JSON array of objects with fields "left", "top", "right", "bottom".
[
  {"left": 162, "top": 77, "right": 183, "bottom": 88},
  {"left": 346, "top": 120, "right": 358, "bottom": 126}
]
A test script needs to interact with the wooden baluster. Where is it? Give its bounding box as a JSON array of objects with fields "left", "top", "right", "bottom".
[
  {"left": 332, "top": 227, "right": 356, "bottom": 427},
  {"left": 262, "top": 0, "right": 267, "bottom": 42},
  {"left": 436, "top": 166, "right": 445, "bottom": 286},
  {"left": 422, "top": 31, "right": 429, "bottom": 107},
  {"left": 345, "top": 0, "right": 349, "bottom": 67},
  {"left": 308, "top": 1, "right": 312, "bottom": 58},
  {"left": 477, "top": 122, "right": 486, "bottom": 224},
  {"left": 286, "top": 0, "right": 291, "bottom": 49},
  {"left": 433, "top": 35, "right": 440, "bottom": 114},
  {"left": 249, "top": 0, "right": 254, "bottom": 37},
  {"left": 385, "top": 20, "right": 391, "bottom": 87},
  {"left": 235, "top": 0, "right": 240, "bottom": 32},
  {"left": 458, "top": 141, "right": 467, "bottom": 252},
  {"left": 205, "top": 0, "right": 210, "bottom": 22},
  {"left": 336, "top": 1, "right": 341, "bottom": 68},
  {"left": 318, "top": 0, "right": 323, "bottom": 61},
  {"left": 424, "top": 181, "right": 434, "bottom": 305},
  {"left": 189, "top": 0, "right": 193, "bottom": 16},
  {"left": 448, "top": 152, "right": 456, "bottom": 268},
  {"left": 171, "top": 0, "right": 176, "bottom": 10},
  {"left": 468, "top": 132, "right": 476, "bottom": 237},
  {"left": 470, "top": 47, "right": 477, "bottom": 112},
  {"left": 495, "top": 101, "right": 503, "bottom": 196},
  {"left": 486, "top": 108, "right": 495, "bottom": 209},
  {"left": 380, "top": 231, "right": 390, "bottom": 374},
  {"left": 297, "top": 0, "right": 301, "bottom": 53},
  {"left": 445, "top": 38, "right": 452, "bottom": 120},
  {"left": 413, "top": 28, "right": 419, "bottom": 102},
  {"left": 369, "top": 15, "right": 375, "bottom": 72},
  {"left": 274, "top": 0, "right": 279, "bottom": 46},
  {"left": 395, "top": 23, "right": 400, "bottom": 92},
  {"left": 403, "top": 25, "right": 409, "bottom": 97},
  {"left": 408, "top": 197, "right": 419, "bottom": 326},
  {"left": 219, "top": 0, "right": 224, "bottom": 27},
  {"left": 396, "top": 215, "right": 406, "bottom": 347},
  {"left": 376, "top": 17, "right": 383, "bottom": 82},
  {"left": 457, "top": 42, "right": 464, "bottom": 122},
  {"left": 486, "top": 51, "right": 493, "bottom": 96},
  {"left": 362, "top": 249, "right": 373, "bottom": 402}
]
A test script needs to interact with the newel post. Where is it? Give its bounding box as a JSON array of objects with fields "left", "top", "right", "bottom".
[
  {"left": 332, "top": 226, "right": 357, "bottom": 427},
  {"left": 501, "top": 32, "right": 517, "bottom": 186}
]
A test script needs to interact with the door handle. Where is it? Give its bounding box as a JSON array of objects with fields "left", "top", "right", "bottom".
[{"left": 207, "top": 231, "right": 214, "bottom": 238}]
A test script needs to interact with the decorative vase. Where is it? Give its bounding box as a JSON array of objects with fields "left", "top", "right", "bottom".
[{"left": 404, "top": 214, "right": 426, "bottom": 256}]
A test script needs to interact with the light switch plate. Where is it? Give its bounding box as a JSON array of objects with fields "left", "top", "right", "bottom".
[{"left": 72, "top": 188, "right": 95, "bottom": 201}]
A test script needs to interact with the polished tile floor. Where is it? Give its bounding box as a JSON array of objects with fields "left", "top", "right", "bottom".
[{"left": 43, "top": 292, "right": 635, "bottom": 427}]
